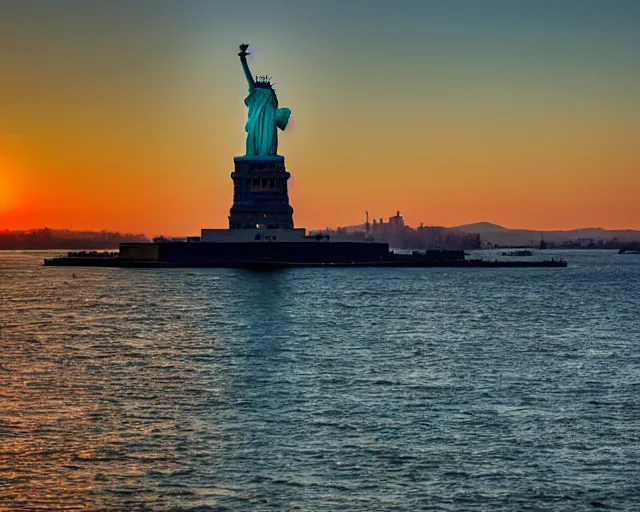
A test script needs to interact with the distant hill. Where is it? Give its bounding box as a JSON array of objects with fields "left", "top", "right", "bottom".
[
  {"left": 452, "top": 222, "right": 508, "bottom": 233},
  {"left": 451, "top": 223, "right": 640, "bottom": 247},
  {"left": 332, "top": 217, "right": 640, "bottom": 248}
]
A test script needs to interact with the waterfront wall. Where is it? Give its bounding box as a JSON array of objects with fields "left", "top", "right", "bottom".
[{"left": 118, "top": 241, "right": 389, "bottom": 264}]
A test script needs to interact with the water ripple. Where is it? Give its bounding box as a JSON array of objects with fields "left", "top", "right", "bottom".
[{"left": 1, "top": 250, "right": 639, "bottom": 510}]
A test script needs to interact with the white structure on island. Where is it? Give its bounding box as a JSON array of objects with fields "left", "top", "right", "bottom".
[{"left": 200, "top": 228, "right": 330, "bottom": 243}]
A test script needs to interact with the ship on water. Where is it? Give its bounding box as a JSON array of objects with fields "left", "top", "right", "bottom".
[
  {"left": 45, "top": 44, "right": 566, "bottom": 270},
  {"left": 619, "top": 243, "right": 640, "bottom": 254}
]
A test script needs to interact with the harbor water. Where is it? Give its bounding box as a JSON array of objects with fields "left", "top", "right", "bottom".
[{"left": 1, "top": 250, "right": 639, "bottom": 511}]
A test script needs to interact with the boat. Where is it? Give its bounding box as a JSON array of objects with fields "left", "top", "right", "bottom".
[
  {"left": 501, "top": 250, "right": 533, "bottom": 257},
  {"left": 619, "top": 243, "right": 640, "bottom": 254}
]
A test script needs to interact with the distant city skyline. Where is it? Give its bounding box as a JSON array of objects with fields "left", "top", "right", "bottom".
[{"left": 1, "top": 0, "right": 639, "bottom": 233}]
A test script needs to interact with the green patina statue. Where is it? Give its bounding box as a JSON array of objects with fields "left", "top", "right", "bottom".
[{"left": 238, "top": 44, "right": 291, "bottom": 156}]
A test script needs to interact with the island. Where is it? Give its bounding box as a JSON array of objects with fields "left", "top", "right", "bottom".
[{"left": 45, "top": 44, "right": 566, "bottom": 270}]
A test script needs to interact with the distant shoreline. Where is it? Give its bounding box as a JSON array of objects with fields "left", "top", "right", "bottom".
[{"left": 0, "top": 228, "right": 148, "bottom": 251}]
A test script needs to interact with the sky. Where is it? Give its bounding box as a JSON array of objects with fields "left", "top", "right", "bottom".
[{"left": 0, "top": 0, "right": 638, "bottom": 235}]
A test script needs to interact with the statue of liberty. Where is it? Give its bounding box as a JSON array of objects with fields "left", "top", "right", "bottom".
[{"left": 238, "top": 44, "right": 291, "bottom": 156}]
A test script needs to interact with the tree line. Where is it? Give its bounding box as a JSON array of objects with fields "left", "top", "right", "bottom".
[{"left": 0, "top": 228, "right": 148, "bottom": 250}]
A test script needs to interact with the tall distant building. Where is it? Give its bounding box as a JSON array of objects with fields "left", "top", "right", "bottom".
[
  {"left": 388, "top": 211, "right": 405, "bottom": 248},
  {"left": 388, "top": 211, "right": 404, "bottom": 229}
]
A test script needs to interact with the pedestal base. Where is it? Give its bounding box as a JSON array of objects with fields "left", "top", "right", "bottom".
[
  {"left": 228, "top": 155, "right": 294, "bottom": 229},
  {"left": 200, "top": 228, "right": 306, "bottom": 243}
]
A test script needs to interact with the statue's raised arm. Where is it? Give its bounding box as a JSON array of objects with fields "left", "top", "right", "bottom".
[
  {"left": 238, "top": 43, "right": 291, "bottom": 156},
  {"left": 238, "top": 43, "right": 255, "bottom": 90}
]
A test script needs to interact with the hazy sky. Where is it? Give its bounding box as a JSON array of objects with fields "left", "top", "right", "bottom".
[{"left": 1, "top": 0, "right": 638, "bottom": 234}]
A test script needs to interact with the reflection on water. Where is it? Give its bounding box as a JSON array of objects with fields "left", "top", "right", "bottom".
[{"left": 1, "top": 250, "right": 639, "bottom": 510}]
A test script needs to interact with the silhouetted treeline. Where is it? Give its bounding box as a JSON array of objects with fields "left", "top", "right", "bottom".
[{"left": 0, "top": 228, "right": 148, "bottom": 250}]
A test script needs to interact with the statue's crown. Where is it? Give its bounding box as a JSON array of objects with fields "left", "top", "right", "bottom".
[{"left": 254, "top": 75, "right": 274, "bottom": 89}]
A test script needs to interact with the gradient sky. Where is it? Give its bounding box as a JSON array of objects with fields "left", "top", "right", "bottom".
[{"left": 1, "top": 0, "right": 638, "bottom": 235}]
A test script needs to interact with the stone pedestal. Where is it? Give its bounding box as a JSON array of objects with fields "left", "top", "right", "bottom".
[{"left": 228, "top": 155, "right": 294, "bottom": 230}]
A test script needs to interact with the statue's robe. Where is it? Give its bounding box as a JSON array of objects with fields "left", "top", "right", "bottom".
[{"left": 244, "top": 87, "right": 291, "bottom": 156}]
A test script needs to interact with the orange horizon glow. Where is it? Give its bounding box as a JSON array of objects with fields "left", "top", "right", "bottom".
[
  {"left": 2, "top": 118, "right": 638, "bottom": 236},
  {"left": 2, "top": 136, "right": 638, "bottom": 236}
]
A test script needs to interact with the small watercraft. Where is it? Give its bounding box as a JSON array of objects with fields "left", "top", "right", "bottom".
[{"left": 501, "top": 250, "right": 533, "bottom": 257}]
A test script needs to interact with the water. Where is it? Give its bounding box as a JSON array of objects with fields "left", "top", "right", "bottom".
[{"left": 1, "top": 250, "right": 639, "bottom": 511}]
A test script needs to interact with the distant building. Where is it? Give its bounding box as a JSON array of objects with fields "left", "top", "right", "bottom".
[
  {"left": 388, "top": 211, "right": 404, "bottom": 229},
  {"left": 388, "top": 211, "right": 405, "bottom": 248},
  {"left": 334, "top": 211, "right": 481, "bottom": 250}
]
